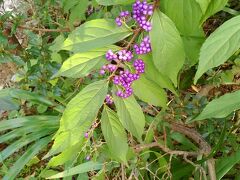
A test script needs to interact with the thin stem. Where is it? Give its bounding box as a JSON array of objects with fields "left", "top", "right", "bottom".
[
  {"left": 125, "top": 28, "right": 141, "bottom": 50},
  {"left": 134, "top": 142, "right": 199, "bottom": 157},
  {"left": 17, "top": 25, "right": 70, "bottom": 32}
]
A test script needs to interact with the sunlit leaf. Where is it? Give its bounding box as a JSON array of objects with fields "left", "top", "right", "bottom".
[
  {"left": 101, "top": 106, "right": 128, "bottom": 162},
  {"left": 195, "top": 15, "right": 240, "bottom": 83},
  {"left": 62, "top": 19, "right": 132, "bottom": 53},
  {"left": 150, "top": 10, "right": 185, "bottom": 86}
]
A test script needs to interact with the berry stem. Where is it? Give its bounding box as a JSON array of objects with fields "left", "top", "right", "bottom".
[{"left": 125, "top": 28, "right": 142, "bottom": 50}]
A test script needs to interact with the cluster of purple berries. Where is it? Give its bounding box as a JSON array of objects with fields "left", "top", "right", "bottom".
[
  {"left": 106, "top": 49, "right": 133, "bottom": 62},
  {"left": 115, "top": 0, "right": 153, "bottom": 32},
  {"left": 113, "top": 70, "right": 140, "bottom": 98},
  {"left": 115, "top": 11, "right": 130, "bottom": 26},
  {"left": 105, "top": 94, "right": 113, "bottom": 104},
  {"left": 105, "top": 50, "right": 118, "bottom": 61},
  {"left": 133, "top": 59, "right": 145, "bottom": 74},
  {"left": 100, "top": 0, "right": 154, "bottom": 100},
  {"left": 134, "top": 36, "right": 151, "bottom": 54},
  {"left": 132, "top": 0, "right": 153, "bottom": 31},
  {"left": 99, "top": 64, "right": 117, "bottom": 75}
]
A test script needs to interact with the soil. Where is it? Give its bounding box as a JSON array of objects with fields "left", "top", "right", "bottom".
[{"left": 0, "top": 62, "right": 16, "bottom": 89}]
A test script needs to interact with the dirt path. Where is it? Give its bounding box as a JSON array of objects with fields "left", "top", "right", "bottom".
[{"left": 0, "top": 62, "right": 16, "bottom": 89}]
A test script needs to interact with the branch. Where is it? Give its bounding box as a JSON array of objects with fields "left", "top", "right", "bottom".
[
  {"left": 125, "top": 28, "right": 141, "bottom": 50},
  {"left": 169, "top": 121, "right": 216, "bottom": 180},
  {"left": 134, "top": 142, "right": 199, "bottom": 157},
  {"left": 17, "top": 25, "right": 70, "bottom": 32}
]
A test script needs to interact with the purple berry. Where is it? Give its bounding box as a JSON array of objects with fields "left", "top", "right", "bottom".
[
  {"left": 84, "top": 132, "right": 89, "bottom": 138},
  {"left": 115, "top": 17, "right": 122, "bottom": 26},
  {"left": 134, "top": 59, "right": 145, "bottom": 74},
  {"left": 116, "top": 11, "right": 131, "bottom": 26},
  {"left": 106, "top": 50, "right": 117, "bottom": 61},
  {"left": 134, "top": 36, "right": 151, "bottom": 55},
  {"left": 105, "top": 94, "right": 113, "bottom": 104},
  {"left": 99, "top": 69, "right": 105, "bottom": 75},
  {"left": 86, "top": 156, "right": 91, "bottom": 161},
  {"left": 120, "top": 11, "right": 130, "bottom": 17},
  {"left": 117, "top": 50, "right": 133, "bottom": 62},
  {"left": 132, "top": 0, "right": 153, "bottom": 31}
]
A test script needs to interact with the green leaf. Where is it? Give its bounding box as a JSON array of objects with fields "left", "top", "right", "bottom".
[
  {"left": 160, "top": 0, "right": 205, "bottom": 66},
  {"left": 49, "top": 35, "right": 65, "bottom": 52},
  {"left": 101, "top": 106, "right": 128, "bottom": 162},
  {"left": 0, "top": 130, "right": 53, "bottom": 162},
  {"left": 62, "top": 0, "right": 79, "bottom": 12},
  {"left": 150, "top": 10, "right": 185, "bottom": 86},
  {"left": 54, "top": 46, "right": 120, "bottom": 78},
  {"left": 194, "top": 15, "right": 240, "bottom": 83},
  {"left": 9, "top": 89, "right": 54, "bottom": 106},
  {"left": 139, "top": 54, "right": 176, "bottom": 94},
  {"left": 0, "top": 89, "right": 19, "bottom": 110},
  {"left": 195, "top": 0, "right": 211, "bottom": 14},
  {"left": 113, "top": 88, "right": 145, "bottom": 140},
  {"left": 48, "top": 141, "right": 83, "bottom": 167},
  {"left": 132, "top": 75, "right": 167, "bottom": 107},
  {"left": 171, "top": 132, "right": 197, "bottom": 151},
  {"left": 69, "top": 0, "right": 88, "bottom": 27},
  {"left": 200, "top": 0, "right": 228, "bottom": 24},
  {"left": 3, "top": 136, "right": 52, "bottom": 180},
  {"left": 47, "top": 80, "right": 108, "bottom": 157},
  {"left": 193, "top": 90, "right": 240, "bottom": 121},
  {"left": 161, "top": 0, "right": 203, "bottom": 36},
  {"left": 216, "top": 150, "right": 240, "bottom": 179},
  {"left": 0, "top": 116, "right": 59, "bottom": 132},
  {"left": 47, "top": 161, "right": 103, "bottom": 179},
  {"left": 62, "top": 19, "right": 132, "bottom": 53},
  {"left": 96, "top": 0, "right": 135, "bottom": 5},
  {"left": 182, "top": 36, "right": 205, "bottom": 66}
]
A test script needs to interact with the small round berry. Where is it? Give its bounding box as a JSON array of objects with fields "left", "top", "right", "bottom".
[
  {"left": 86, "top": 155, "right": 91, "bottom": 161},
  {"left": 115, "top": 17, "right": 122, "bottom": 26},
  {"left": 105, "top": 94, "right": 113, "bottom": 104},
  {"left": 84, "top": 132, "right": 89, "bottom": 138},
  {"left": 99, "top": 69, "right": 105, "bottom": 75}
]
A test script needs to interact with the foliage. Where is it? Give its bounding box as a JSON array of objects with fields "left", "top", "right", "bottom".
[{"left": 0, "top": 0, "right": 240, "bottom": 179}]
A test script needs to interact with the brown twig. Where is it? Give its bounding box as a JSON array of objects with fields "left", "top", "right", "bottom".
[
  {"left": 17, "top": 25, "right": 70, "bottom": 32},
  {"left": 168, "top": 121, "right": 216, "bottom": 180},
  {"left": 125, "top": 28, "right": 141, "bottom": 50},
  {"left": 134, "top": 142, "right": 199, "bottom": 157},
  {"left": 142, "top": 105, "right": 217, "bottom": 180}
]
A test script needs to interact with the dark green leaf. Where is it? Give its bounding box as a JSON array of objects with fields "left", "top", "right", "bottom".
[
  {"left": 69, "top": 0, "right": 88, "bottom": 27},
  {"left": 96, "top": 0, "right": 135, "bottom": 5},
  {"left": 3, "top": 136, "right": 52, "bottom": 180},
  {"left": 216, "top": 150, "right": 240, "bottom": 179},
  {"left": 0, "top": 116, "right": 59, "bottom": 131},
  {"left": 182, "top": 36, "right": 205, "bottom": 66},
  {"left": 9, "top": 89, "right": 54, "bottom": 106},
  {"left": 0, "top": 129, "right": 53, "bottom": 162},
  {"left": 0, "top": 89, "right": 19, "bottom": 110}
]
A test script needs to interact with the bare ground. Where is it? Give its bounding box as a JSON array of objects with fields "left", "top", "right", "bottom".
[{"left": 0, "top": 62, "right": 16, "bottom": 88}]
